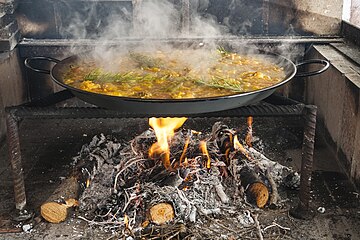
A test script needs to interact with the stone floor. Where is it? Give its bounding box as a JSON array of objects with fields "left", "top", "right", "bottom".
[{"left": 0, "top": 117, "right": 359, "bottom": 239}]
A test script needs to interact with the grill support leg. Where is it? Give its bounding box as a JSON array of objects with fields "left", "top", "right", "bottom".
[
  {"left": 289, "top": 105, "right": 317, "bottom": 219},
  {"left": 6, "top": 110, "right": 33, "bottom": 221}
]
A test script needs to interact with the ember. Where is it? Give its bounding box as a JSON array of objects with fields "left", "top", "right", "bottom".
[{"left": 73, "top": 119, "right": 300, "bottom": 239}]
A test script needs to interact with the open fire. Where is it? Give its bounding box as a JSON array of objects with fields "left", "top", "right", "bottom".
[
  {"left": 37, "top": 116, "right": 302, "bottom": 239},
  {"left": 149, "top": 117, "right": 187, "bottom": 170}
]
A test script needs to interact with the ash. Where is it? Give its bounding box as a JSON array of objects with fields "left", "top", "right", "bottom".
[{"left": 73, "top": 121, "right": 299, "bottom": 239}]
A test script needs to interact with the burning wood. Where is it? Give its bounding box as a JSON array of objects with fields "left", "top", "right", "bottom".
[
  {"left": 199, "top": 141, "right": 211, "bottom": 169},
  {"left": 66, "top": 119, "right": 297, "bottom": 239},
  {"left": 245, "top": 116, "right": 253, "bottom": 147},
  {"left": 239, "top": 166, "right": 269, "bottom": 208},
  {"left": 149, "top": 117, "right": 187, "bottom": 170},
  {"left": 39, "top": 134, "right": 122, "bottom": 223}
]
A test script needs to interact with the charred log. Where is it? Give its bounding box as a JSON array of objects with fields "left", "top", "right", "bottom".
[
  {"left": 211, "top": 122, "right": 235, "bottom": 164},
  {"left": 240, "top": 166, "right": 269, "bottom": 208}
]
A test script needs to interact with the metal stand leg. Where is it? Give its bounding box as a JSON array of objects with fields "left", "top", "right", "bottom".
[
  {"left": 6, "top": 109, "right": 33, "bottom": 221},
  {"left": 290, "top": 105, "right": 317, "bottom": 219}
]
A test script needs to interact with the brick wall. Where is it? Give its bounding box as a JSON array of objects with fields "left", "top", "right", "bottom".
[
  {"left": 0, "top": 0, "right": 26, "bottom": 142},
  {"left": 350, "top": 0, "right": 360, "bottom": 27},
  {"left": 14, "top": 0, "right": 343, "bottom": 39},
  {"left": 0, "top": 0, "right": 20, "bottom": 51},
  {"left": 305, "top": 45, "right": 360, "bottom": 187}
]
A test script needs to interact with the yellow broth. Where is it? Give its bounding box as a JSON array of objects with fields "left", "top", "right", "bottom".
[{"left": 63, "top": 49, "right": 286, "bottom": 99}]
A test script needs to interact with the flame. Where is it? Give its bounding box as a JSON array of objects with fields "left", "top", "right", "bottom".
[
  {"left": 200, "top": 141, "right": 211, "bottom": 169},
  {"left": 191, "top": 130, "right": 202, "bottom": 135},
  {"left": 234, "top": 135, "right": 252, "bottom": 161},
  {"left": 245, "top": 116, "right": 253, "bottom": 147},
  {"left": 86, "top": 178, "right": 90, "bottom": 188},
  {"left": 179, "top": 137, "right": 190, "bottom": 167},
  {"left": 183, "top": 157, "right": 188, "bottom": 167},
  {"left": 124, "top": 214, "right": 129, "bottom": 229},
  {"left": 149, "top": 117, "right": 187, "bottom": 170}
]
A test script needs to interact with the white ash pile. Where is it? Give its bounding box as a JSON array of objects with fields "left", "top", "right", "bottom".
[{"left": 73, "top": 121, "right": 299, "bottom": 239}]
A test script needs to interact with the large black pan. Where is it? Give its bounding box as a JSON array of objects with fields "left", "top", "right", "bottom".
[{"left": 25, "top": 51, "right": 329, "bottom": 115}]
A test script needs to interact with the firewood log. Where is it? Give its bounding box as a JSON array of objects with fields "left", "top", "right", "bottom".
[
  {"left": 41, "top": 198, "right": 79, "bottom": 223},
  {"left": 40, "top": 176, "right": 80, "bottom": 223},
  {"left": 149, "top": 203, "right": 175, "bottom": 225},
  {"left": 41, "top": 134, "right": 120, "bottom": 223},
  {"left": 211, "top": 122, "right": 235, "bottom": 163},
  {"left": 239, "top": 166, "right": 269, "bottom": 208}
]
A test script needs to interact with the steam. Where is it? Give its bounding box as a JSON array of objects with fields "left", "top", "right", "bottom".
[
  {"left": 58, "top": 0, "right": 304, "bottom": 69},
  {"left": 132, "top": 0, "right": 180, "bottom": 38}
]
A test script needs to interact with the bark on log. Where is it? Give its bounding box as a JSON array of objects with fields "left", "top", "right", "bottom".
[
  {"left": 40, "top": 176, "right": 80, "bottom": 223},
  {"left": 212, "top": 122, "right": 235, "bottom": 164},
  {"left": 40, "top": 136, "right": 101, "bottom": 223},
  {"left": 266, "top": 170, "right": 279, "bottom": 208},
  {"left": 44, "top": 176, "right": 80, "bottom": 203},
  {"left": 239, "top": 166, "right": 269, "bottom": 208}
]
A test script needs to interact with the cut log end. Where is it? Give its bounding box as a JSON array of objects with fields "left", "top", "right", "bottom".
[
  {"left": 41, "top": 202, "right": 68, "bottom": 223},
  {"left": 40, "top": 198, "right": 78, "bottom": 223},
  {"left": 248, "top": 182, "right": 269, "bottom": 208},
  {"left": 149, "top": 203, "right": 175, "bottom": 225},
  {"left": 240, "top": 166, "right": 270, "bottom": 208}
]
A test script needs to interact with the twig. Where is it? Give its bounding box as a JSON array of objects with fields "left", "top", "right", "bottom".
[
  {"left": 264, "top": 222, "right": 291, "bottom": 232},
  {"left": 272, "top": 222, "right": 290, "bottom": 231},
  {"left": 78, "top": 216, "right": 123, "bottom": 225},
  {"left": 189, "top": 205, "right": 197, "bottom": 223},
  {"left": 113, "top": 158, "right": 147, "bottom": 192},
  {"left": 98, "top": 208, "right": 112, "bottom": 218},
  {"left": 122, "top": 195, "right": 138, "bottom": 212},
  {"left": 214, "top": 180, "right": 229, "bottom": 203},
  {"left": 0, "top": 228, "right": 22, "bottom": 233},
  {"left": 105, "top": 233, "right": 121, "bottom": 240},
  {"left": 266, "top": 170, "right": 279, "bottom": 207},
  {"left": 198, "top": 207, "right": 221, "bottom": 215},
  {"left": 202, "top": 214, "right": 239, "bottom": 234},
  {"left": 245, "top": 116, "right": 253, "bottom": 147},
  {"left": 252, "top": 213, "right": 264, "bottom": 240},
  {"left": 165, "top": 231, "right": 180, "bottom": 240},
  {"left": 237, "top": 227, "right": 257, "bottom": 236}
]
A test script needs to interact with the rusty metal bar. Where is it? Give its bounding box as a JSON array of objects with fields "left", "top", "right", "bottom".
[
  {"left": 7, "top": 104, "right": 305, "bottom": 119},
  {"left": 6, "top": 109, "right": 34, "bottom": 221},
  {"left": 290, "top": 105, "right": 317, "bottom": 219},
  {"left": 6, "top": 110, "right": 26, "bottom": 211}
]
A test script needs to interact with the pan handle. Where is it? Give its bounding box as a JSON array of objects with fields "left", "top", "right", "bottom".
[
  {"left": 24, "top": 57, "right": 60, "bottom": 74},
  {"left": 295, "top": 59, "right": 330, "bottom": 77}
]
